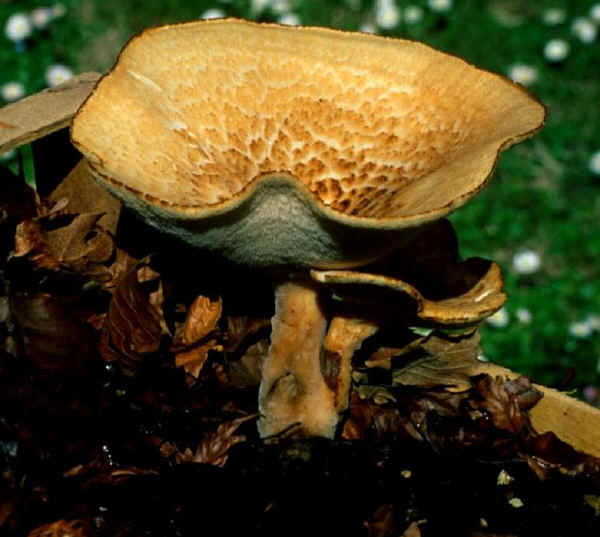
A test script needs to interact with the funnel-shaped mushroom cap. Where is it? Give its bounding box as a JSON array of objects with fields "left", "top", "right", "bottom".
[{"left": 72, "top": 19, "right": 545, "bottom": 269}]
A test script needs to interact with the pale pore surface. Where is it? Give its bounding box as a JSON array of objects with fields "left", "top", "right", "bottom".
[{"left": 72, "top": 19, "right": 545, "bottom": 221}]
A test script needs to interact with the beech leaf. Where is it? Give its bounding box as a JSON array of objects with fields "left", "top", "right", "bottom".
[
  {"left": 174, "top": 414, "right": 257, "bottom": 467},
  {"left": 392, "top": 331, "right": 481, "bottom": 388}
]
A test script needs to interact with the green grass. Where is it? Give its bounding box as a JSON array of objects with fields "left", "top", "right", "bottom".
[{"left": 2, "top": 0, "right": 600, "bottom": 392}]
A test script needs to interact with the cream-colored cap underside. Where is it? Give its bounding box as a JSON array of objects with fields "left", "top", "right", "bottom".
[{"left": 72, "top": 19, "right": 544, "bottom": 221}]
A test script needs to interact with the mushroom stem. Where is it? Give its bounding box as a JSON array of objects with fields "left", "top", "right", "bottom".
[
  {"left": 258, "top": 280, "right": 336, "bottom": 438},
  {"left": 322, "top": 316, "right": 379, "bottom": 414}
]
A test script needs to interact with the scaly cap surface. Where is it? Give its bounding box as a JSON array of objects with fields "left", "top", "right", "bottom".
[{"left": 71, "top": 19, "right": 545, "bottom": 268}]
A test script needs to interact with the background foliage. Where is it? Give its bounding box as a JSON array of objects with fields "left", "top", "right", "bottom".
[{"left": 1, "top": 0, "right": 599, "bottom": 393}]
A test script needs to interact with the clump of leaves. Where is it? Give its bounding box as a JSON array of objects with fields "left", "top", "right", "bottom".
[{"left": 2, "top": 137, "right": 600, "bottom": 536}]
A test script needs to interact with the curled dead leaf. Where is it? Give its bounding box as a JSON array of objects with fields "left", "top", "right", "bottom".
[
  {"left": 13, "top": 210, "right": 115, "bottom": 281},
  {"left": 27, "top": 519, "right": 90, "bottom": 537},
  {"left": 49, "top": 159, "right": 121, "bottom": 235},
  {"left": 99, "top": 266, "right": 165, "bottom": 373},
  {"left": 392, "top": 331, "right": 482, "bottom": 389},
  {"left": 226, "top": 338, "right": 269, "bottom": 387},
  {"left": 176, "top": 295, "right": 222, "bottom": 346},
  {"left": 364, "top": 504, "right": 396, "bottom": 537},
  {"left": 13, "top": 292, "right": 95, "bottom": 375},
  {"left": 224, "top": 315, "right": 270, "bottom": 352},
  {"left": 174, "top": 339, "right": 223, "bottom": 379},
  {"left": 174, "top": 414, "right": 257, "bottom": 467},
  {"left": 470, "top": 375, "right": 541, "bottom": 435}
]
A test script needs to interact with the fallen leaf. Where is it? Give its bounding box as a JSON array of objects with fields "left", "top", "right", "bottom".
[
  {"left": 104, "top": 247, "right": 139, "bottom": 289},
  {"left": 392, "top": 331, "right": 482, "bottom": 389},
  {"left": 364, "top": 504, "right": 396, "bottom": 537},
  {"left": 99, "top": 266, "right": 164, "bottom": 373},
  {"left": 49, "top": 159, "right": 121, "bottom": 234},
  {"left": 226, "top": 338, "right": 269, "bottom": 387},
  {"left": 224, "top": 315, "right": 270, "bottom": 352},
  {"left": 176, "top": 295, "right": 222, "bottom": 346},
  {"left": 13, "top": 211, "right": 114, "bottom": 280},
  {"left": 402, "top": 522, "right": 422, "bottom": 537},
  {"left": 470, "top": 375, "right": 539, "bottom": 435},
  {"left": 13, "top": 292, "right": 95, "bottom": 375},
  {"left": 174, "top": 414, "right": 257, "bottom": 467},
  {"left": 27, "top": 519, "right": 90, "bottom": 537},
  {"left": 174, "top": 339, "right": 223, "bottom": 378}
]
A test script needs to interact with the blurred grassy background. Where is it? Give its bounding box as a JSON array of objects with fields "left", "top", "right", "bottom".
[{"left": 1, "top": 0, "right": 599, "bottom": 396}]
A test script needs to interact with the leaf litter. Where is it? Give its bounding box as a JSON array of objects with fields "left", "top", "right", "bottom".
[{"left": 1, "top": 160, "right": 600, "bottom": 536}]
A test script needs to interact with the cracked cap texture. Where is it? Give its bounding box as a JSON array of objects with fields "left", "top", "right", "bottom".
[{"left": 71, "top": 19, "right": 545, "bottom": 268}]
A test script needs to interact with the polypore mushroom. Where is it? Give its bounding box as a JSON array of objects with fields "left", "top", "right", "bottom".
[{"left": 71, "top": 19, "right": 545, "bottom": 439}]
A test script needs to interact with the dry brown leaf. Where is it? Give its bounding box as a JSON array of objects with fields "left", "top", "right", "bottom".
[
  {"left": 174, "top": 339, "right": 223, "bottom": 378},
  {"left": 226, "top": 338, "right": 269, "bottom": 387},
  {"left": 470, "top": 375, "right": 540, "bottom": 435},
  {"left": 365, "top": 337, "right": 426, "bottom": 370},
  {"left": 49, "top": 160, "right": 121, "bottom": 234},
  {"left": 46, "top": 213, "right": 113, "bottom": 266},
  {"left": 13, "top": 219, "right": 54, "bottom": 267},
  {"left": 402, "top": 522, "right": 422, "bottom": 537},
  {"left": 100, "top": 267, "right": 164, "bottom": 373},
  {"left": 392, "top": 331, "right": 481, "bottom": 389},
  {"left": 105, "top": 248, "right": 139, "bottom": 289},
  {"left": 13, "top": 211, "right": 114, "bottom": 280},
  {"left": 27, "top": 519, "right": 90, "bottom": 537},
  {"left": 174, "top": 414, "right": 257, "bottom": 467},
  {"left": 342, "top": 391, "right": 379, "bottom": 440},
  {"left": 13, "top": 292, "right": 95, "bottom": 375},
  {"left": 364, "top": 504, "right": 396, "bottom": 537},
  {"left": 178, "top": 295, "right": 222, "bottom": 346},
  {"left": 224, "top": 315, "right": 270, "bottom": 352}
]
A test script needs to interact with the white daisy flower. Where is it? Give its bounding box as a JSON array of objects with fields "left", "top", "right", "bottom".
[
  {"left": 5, "top": 12, "right": 32, "bottom": 42},
  {"left": 0, "top": 149, "right": 17, "bottom": 161},
  {"left": 486, "top": 307, "right": 510, "bottom": 328},
  {"left": 375, "top": 0, "right": 401, "bottom": 29},
  {"left": 359, "top": 21, "right": 377, "bottom": 34},
  {"left": 508, "top": 497, "right": 524, "bottom": 509},
  {"left": 51, "top": 3, "right": 67, "bottom": 18},
  {"left": 251, "top": 0, "right": 271, "bottom": 15},
  {"left": 201, "top": 9, "right": 225, "bottom": 19},
  {"left": 544, "top": 39, "right": 570, "bottom": 62},
  {"left": 569, "top": 320, "right": 593, "bottom": 339},
  {"left": 590, "top": 4, "right": 600, "bottom": 23},
  {"left": 278, "top": 12, "right": 300, "bottom": 25},
  {"left": 516, "top": 308, "right": 532, "bottom": 324},
  {"left": 404, "top": 6, "right": 424, "bottom": 24},
  {"left": 45, "top": 64, "right": 73, "bottom": 87},
  {"left": 512, "top": 250, "right": 541, "bottom": 275},
  {"left": 31, "top": 7, "right": 53, "bottom": 30},
  {"left": 589, "top": 151, "right": 600, "bottom": 175},
  {"left": 572, "top": 17, "right": 597, "bottom": 44},
  {"left": 1, "top": 81, "right": 25, "bottom": 102},
  {"left": 507, "top": 64, "right": 538, "bottom": 86},
  {"left": 271, "top": 0, "right": 292, "bottom": 14},
  {"left": 542, "top": 8, "right": 566, "bottom": 26},
  {"left": 585, "top": 315, "right": 600, "bottom": 331},
  {"left": 428, "top": 0, "right": 453, "bottom": 13}
]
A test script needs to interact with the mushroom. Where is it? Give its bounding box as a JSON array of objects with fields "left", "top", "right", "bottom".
[{"left": 70, "top": 19, "right": 545, "bottom": 439}]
